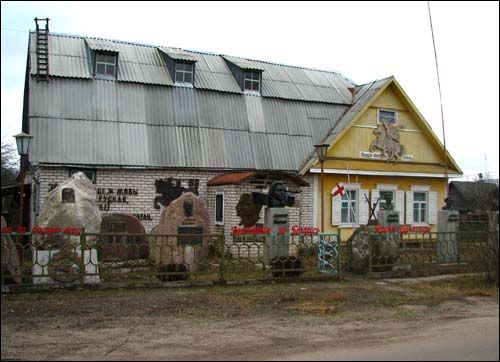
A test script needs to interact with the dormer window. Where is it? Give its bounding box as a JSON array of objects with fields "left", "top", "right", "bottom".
[
  {"left": 378, "top": 109, "right": 397, "bottom": 124},
  {"left": 175, "top": 62, "right": 194, "bottom": 84},
  {"left": 243, "top": 71, "right": 261, "bottom": 92},
  {"left": 95, "top": 52, "right": 117, "bottom": 79}
]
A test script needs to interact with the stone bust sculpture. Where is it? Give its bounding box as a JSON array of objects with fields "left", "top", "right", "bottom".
[
  {"left": 183, "top": 199, "right": 194, "bottom": 217},
  {"left": 383, "top": 192, "right": 394, "bottom": 210},
  {"left": 442, "top": 197, "right": 453, "bottom": 210}
]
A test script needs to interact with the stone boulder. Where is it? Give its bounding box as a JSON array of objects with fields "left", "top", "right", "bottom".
[
  {"left": 1, "top": 216, "right": 22, "bottom": 284},
  {"left": 149, "top": 192, "right": 211, "bottom": 273},
  {"left": 37, "top": 172, "right": 101, "bottom": 248},
  {"left": 99, "top": 213, "right": 148, "bottom": 261},
  {"left": 349, "top": 228, "right": 370, "bottom": 273}
]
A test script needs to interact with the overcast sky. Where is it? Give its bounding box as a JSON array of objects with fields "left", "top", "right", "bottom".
[{"left": 1, "top": 1, "right": 498, "bottom": 181}]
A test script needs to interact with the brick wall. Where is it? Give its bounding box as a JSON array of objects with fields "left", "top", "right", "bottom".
[{"left": 33, "top": 167, "right": 315, "bottom": 235}]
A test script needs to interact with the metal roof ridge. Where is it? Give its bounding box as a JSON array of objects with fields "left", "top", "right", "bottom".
[{"left": 31, "top": 31, "right": 357, "bottom": 83}]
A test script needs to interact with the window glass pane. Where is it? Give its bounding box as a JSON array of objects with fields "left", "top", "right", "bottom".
[
  {"left": 341, "top": 207, "right": 348, "bottom": 224},
  {"left": 96, "top": 53, "right": 106, "bottom": 62},
  {"left": 420, "top": 209, "right": 426, "bottom": 223},
  {"left": 184, "top": 72, "right": 192, "bottom": 83},
  {"left": 379, "top": 110, "right": 396, "bottom": 123},
  {"left": 414, "top": 192, "right": 426, "bottom": 201},
  {"left": 184, "top": 63, "right": 193, "bottom": 72},
  {"left": 176, "top": 63, "right": 185, "bottom": 72},
  {"left": 106, "top": 55, "right": 116, "bottom": 64},
  {"left": 252, "top": 81, "right": 259, "bottom": 91},
  {"left": 216, "top": 194, "right": 223, "bottom": 222},
  {"left": 96, "top": 63, "right": 106, "bottom": 75},
  {"left": 244, "top": 80, "right": 252, "bottom": 90},
  {"left": 413, "top": 211, "right": 419, "bottom": 223},
  {"left": 175, "top": 71, "right": 184, "bottom": 82},
  {"left": 105, "top": 65, "right": 115, "bottom": 76}
]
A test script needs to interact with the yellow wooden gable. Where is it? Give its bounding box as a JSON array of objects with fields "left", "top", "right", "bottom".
[{"left": 304, "top": 77, "right": 462, "bottom": 177}]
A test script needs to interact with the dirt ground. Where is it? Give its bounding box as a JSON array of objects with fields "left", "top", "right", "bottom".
[{"left": 1, "top": 274, "right": 499, "bottom": 361}]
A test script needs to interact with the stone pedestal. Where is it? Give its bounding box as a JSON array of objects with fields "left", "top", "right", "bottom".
[
  {"left": 263, "top": 208, "right": 289, "bottom": 264},
  {"left": 437, "top": 210, "right": 459, "bottom": 263},
  {"left": 375, "top": 210, "right": 400, "bottom": 268}
]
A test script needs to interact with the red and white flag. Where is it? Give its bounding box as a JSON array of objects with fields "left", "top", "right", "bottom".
[{"left": 331, "top": 183, "right": 345, "bottom": 197}]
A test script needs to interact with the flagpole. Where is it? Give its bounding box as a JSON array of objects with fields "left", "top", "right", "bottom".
[{"left": 346, "top": 162, "right": 355, "bottom": 224}]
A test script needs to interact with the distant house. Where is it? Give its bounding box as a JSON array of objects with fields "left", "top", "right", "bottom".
[
  {"left": 448, "top": 181, "right": 499, "bottom": 219},
  {"left": 23, "top": 20, "right": 462, "bottom": 238}
]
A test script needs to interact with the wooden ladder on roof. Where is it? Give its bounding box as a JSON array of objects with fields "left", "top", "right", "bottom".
[{"left": 35, "top": 17, "right": 50, "bottom": 83}]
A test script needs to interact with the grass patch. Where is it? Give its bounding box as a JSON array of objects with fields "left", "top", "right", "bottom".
[
  {"left": 409, "top": 274, "right": 499, "bottom": 300},
  {"left": 379, "top": 295, "right": 404, "bottom": 307}
]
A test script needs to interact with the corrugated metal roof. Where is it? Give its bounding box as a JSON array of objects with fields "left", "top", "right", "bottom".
[
  {"left": 85, "top": 38, "right": 118, "bottom": 52},
  {"left": 27, "top": 32, "right": 390, "bottom": 172},
  {"left": 158, "top": 47, "right": 197, "bottom": 62},
  {"left": 222, "top": 55, "right": 266, "bottom": 71},
  {"left": 29, "top": 32, "right": 356, "bottom": 104},
  {"left": 29, "top": 75, "right": 352, "bottom": 171}
]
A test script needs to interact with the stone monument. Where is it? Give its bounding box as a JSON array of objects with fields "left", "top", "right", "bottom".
[
  {"left": 375, "top": 193, "right": 400, "bottom": 269},
  {"left": 349, "top": 193, "right": 400, "bottom": 273},
  {"left": 149, "top": 192, "right": 210, "bottom": 275},
  {"left": 1, "top": 216, "right": 22, "bottom": 284},
  {"left": 33, "top": 172, "right": 101, "bottom": 284},
  {"left": 252, "top": 182, "right": 301, "bottom": 274},
  {"left": 37, "top": 172, "right": 101, "bottom": 248},
  {"left": 437, "top": 208, "right": 459, "bottom": 263},
  {"left": 99, "top": 213, "right": 148, "bottom": 261}
]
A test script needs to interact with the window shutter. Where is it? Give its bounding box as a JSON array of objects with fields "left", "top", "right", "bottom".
[
  {"left": 428, "top": 191, "right": 438, "bottom": 224},
  {"left": 332, "top": 194, "right": 342, "bottom": 225},
  {"left": 406, "top": 191, "right": 414, "bottom": 225},
  {"left": 396, "top": 190, "right": 405, "bottom": 224},
  {"left": 371, "top": 189, "right": 380, "bottom": 215},
  {"left": 359, "top": 189, "right": 369, "bottom": 225}
]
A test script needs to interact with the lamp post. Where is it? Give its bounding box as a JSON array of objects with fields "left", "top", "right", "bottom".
[
  {"left": 14, "top": 132, "right": 33, "bottom": 230},
  {"left": 314, "top": 143, "right": 329, "bottom": 233}
]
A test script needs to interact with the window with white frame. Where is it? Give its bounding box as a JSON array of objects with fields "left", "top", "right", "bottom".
[
  {"left": 372, "top": 185, "right": 405, "bottom": 224},
  {"left": 175, "top": 62, "right": 194, "bottom": 84},
  {"left": 333, "top": 186, "right": 369, "bottom": 226},
  {"left": 95, "top": 52, "right": 117, "bottom": 78},
  {"left": 406, "top": 186, "right": 437, "bottom": 225},
  {"left": 243, "top": 71, "right": 260, "bottom": 92},
  {"left": 413, "top": 192, "right": 427, "bottom": 224},
  {"left": 377, "top": 109, "right": 397, "bottom": 124},
  {"left": 341, "top": 190, "right": 357, "bottom": 224},
  {"left": 215, "top": 193, "right": 224, "bottom": 225}
]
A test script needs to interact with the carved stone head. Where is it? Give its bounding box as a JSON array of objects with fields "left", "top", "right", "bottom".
[{"left": 183, "top": 198, "right": 194, "bottom": 217}]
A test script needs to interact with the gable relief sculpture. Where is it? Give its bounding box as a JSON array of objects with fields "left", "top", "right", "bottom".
[{"left": 368, "top": 121, "right": 406, "bottom": 163}]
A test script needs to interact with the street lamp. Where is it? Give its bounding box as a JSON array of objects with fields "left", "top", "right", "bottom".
[
  {"left": 13, "top": 132, "right": 33, "bottom": 230},
  {"left": 314, "top": 143, "right": 329, "bottom": 233}
]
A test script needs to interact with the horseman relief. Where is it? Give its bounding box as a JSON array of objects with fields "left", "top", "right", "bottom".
[{"left": 369, "top": 121, "right": 406, "bottom": 163}]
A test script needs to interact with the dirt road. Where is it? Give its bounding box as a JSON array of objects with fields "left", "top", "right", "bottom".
[
  {"left": 1, "top": 275, "right": 499, "bottom": 361},
  {"left": 272, "top": 315, "right": 499, "bottom": 361}
]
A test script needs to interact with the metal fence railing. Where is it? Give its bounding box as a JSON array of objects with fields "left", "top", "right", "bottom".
[
  {"left": 2, "top": 227, "right": 497, "bottom": 289},
  {"left": 1, "top": 229, "right": 342, "bottom": 288},
  {"left": 367, "top": 230, "right": 499, "bottom": 275}
]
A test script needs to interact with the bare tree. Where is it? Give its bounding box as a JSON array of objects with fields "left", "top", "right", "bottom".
[{"left": 1, "top": 138, "right": 18, "bottom": 187}]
